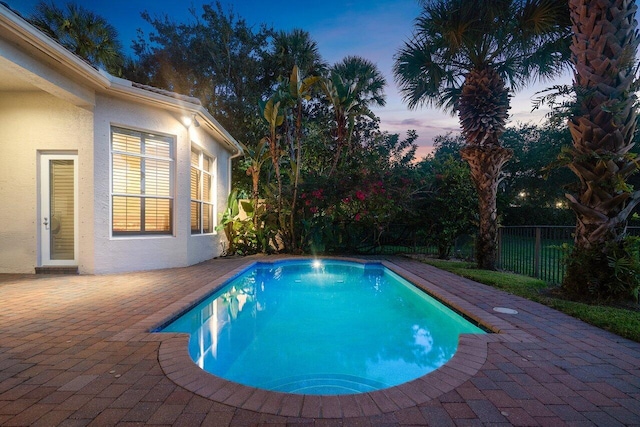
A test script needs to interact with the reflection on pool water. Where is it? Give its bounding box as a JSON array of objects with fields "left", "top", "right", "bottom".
[{"left": 161, "top": 259, "right": 485, "bottom": 395}]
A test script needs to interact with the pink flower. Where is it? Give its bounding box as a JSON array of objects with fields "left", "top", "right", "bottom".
[
  {"left": 355, "top": 190, "right": 366, "bottom": 201},
  {"left": 342, "top": 197, "right": 351, "bottom": 204},
  {"left": 355, "top": 213, "right": 361, "bottom": 221},
  {"left": 310, "top": 206, "right": 318, "bottom": 214}
]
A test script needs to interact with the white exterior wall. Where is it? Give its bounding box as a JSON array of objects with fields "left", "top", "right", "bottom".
[
  {"left": 1, "top": 6, "right": 240, "bottom": 275},
  {"left": 0, "top": 91, "right": 234, "bottom": 275},
  {"left": 91, "top": 94, "right": 228, "bottom": 274},
  {"left": 0, "top": 91, "right": 93, "bottom": 273}
]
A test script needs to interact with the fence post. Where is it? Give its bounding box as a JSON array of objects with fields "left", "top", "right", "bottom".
[
  {"left": 497, "top": 227, "right": 502, "bottom": 269},
  {"left": 534, "top": 227, "right": 541, "bottom": 278}
]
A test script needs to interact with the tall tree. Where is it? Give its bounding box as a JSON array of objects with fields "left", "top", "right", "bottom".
[
  {"left": 286, "top": 66, "right": 320, "bottom": 251},
  {"left": 331, "top": 56, "right": 387, "bottom": 109},
  {"left": 320, "top": 73, "right": 367, "bottom": 176},
  {"left": 29, "top": 1, "right": 124, "bottom": 75},
  {"left": 128, "top": 1, "right": 273, "bottom": 146},
  {"left": 270, "top": 29, "right": 327, "bottom": 78},
  {"left": 321, "top": 56, "right": 387, "bottom": 175},
  {"left": 394, "top": 0, "right": 570, "bottom": 269},
  {"left": 562, "top": 0, "right": 640, "bottom": 299}
]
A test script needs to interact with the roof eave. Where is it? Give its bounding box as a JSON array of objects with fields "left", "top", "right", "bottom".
[
  {"left": 0, "top": 3, "right": 243, "bottom": 156},
  {"left": 105, "top": 73, "right": 242, "bottom": 155}
]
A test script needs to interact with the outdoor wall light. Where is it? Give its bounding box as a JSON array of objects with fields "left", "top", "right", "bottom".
[{"left": 183, "top": 114, "right": 200, "bottom": 128}]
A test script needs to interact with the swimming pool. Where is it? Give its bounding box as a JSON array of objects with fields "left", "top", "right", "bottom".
[{"left": 161, "top": 259, "right": 485, "bottom": 395}]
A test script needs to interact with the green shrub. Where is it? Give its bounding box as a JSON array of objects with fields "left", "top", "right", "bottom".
[{"left": 563, "top": 236, "right": 640, "bottom": 303}]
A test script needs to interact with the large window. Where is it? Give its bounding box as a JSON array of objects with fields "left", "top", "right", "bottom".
[
  {"left": 191, "top": 147, "right": 214, "bottom": 234},
  {"left": 111, "top": 127, "right": 174, "bottom": 235}
]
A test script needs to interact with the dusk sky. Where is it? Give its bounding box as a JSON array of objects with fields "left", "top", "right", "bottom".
[{"left": 10, "top": 0, "right": 571, "bottom": 159}]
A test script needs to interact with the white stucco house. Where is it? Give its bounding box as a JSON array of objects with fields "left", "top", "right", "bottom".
[{"left": 0, "top": 4, "right": 242, "bottom": 274}]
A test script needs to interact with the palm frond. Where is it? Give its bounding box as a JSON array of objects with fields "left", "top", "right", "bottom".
[{"left": 394, "top": 0, "right": 570, "bottom": 113}]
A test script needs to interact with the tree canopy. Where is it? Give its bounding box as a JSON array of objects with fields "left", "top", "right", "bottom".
[{"left": 29, "top": 1, "right": 125, "bottom": 75}]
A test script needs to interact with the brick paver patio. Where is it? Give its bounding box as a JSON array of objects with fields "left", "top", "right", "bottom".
[{"left": 0, "top": 255, "right": 639, "bottom": 426}]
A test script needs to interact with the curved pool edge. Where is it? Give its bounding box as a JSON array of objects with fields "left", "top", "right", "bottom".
[
  {"left": 157, "top": 331, "right": 495, "bottom": 417},
  {"left": 138, "top": 256, "right": 536, "bottom": 419}
]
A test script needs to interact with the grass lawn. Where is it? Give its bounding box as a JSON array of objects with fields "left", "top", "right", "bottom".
[{"left": 416, "top": 257, "right": 640, "bottom": 343}]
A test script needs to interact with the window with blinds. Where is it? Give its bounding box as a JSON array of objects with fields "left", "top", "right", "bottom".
[
  {"left": 111, "top": 127, "right": 174, "bottom": 235},
  {"left": 191, "top": 147, "right": 215, "bottom": 234}
]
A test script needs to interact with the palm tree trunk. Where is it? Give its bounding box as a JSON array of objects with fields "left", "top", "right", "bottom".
[
  {"left": 562, "top": 0, "right": 640, "bottom": 300},
  {"left": 566, "top": 0, "right": 639, "bottom": 252},
  {"left": 461, "top": 145, "right": 512, "bottom": 270},
  {"left": 328, "top": 113, "right": 347, "bottom": 177},
  {"left": 251, "top": 169, "right": 260, "bottom": 229},
  {"left": 458, "top": 67, "right": 511, "bottom": 270},
  {"left": 289, "top": 100, "right": 303, "bottom": 252}
]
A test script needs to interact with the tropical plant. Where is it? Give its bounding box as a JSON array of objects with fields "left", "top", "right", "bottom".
[
  {"left": 563, "top": 236, "right": 640, "bottom": 302},
  {"left": 29, "top": 1, "right": 124, "bottom": 74},
  {"left": 216, "top": 189, "right": 241, "bottom": 255},
  {"left": 286, "top": 65, "right": 320, "bottom": 251},
  {"left": 270, "top": 29, "right": 327, "bottom": 78},
  {"left": 239, "top": 140, "right": 270, "bottom": 229},
  {"left": 216, "top": 189, "right": 268, "bottom": 255},
  {"left": 331, "top": 56, "right": 387, "bottom": 110},
  {"left": 321, "top": 56, "right": 386, "bottom": 175},
  {"left": 257, "top": 96, "right": 290, "bottom": 250},
  {"left": 320, "top": 57, "right": 386, "bottom": 176},
  {"left": 561, "top": 0, "right": 640, "bottom": 300},
  {"left": 393, "top": 0, "right": 571, "bottom": 269},
  {"left": 319, "top": 74, "right": 361, "bottom": 176}
]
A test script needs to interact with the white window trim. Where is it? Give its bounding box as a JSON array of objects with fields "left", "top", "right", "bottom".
[
  {"left": 191, "top": 145, "right": 216, "bottom": 235},
  {"left": 110, "top": 126, "right": 175, "bottom": 237}
]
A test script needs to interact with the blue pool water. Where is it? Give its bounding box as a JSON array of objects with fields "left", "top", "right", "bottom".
[{"left": 161, "top": 259, "right": 485, "bottom": 395}]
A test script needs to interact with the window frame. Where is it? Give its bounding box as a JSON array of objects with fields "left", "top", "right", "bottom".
[
  {"left": 190, "top": 146, "right": 215, "bottom": 235},
  {"left": 110, "top": 126, "right": 175, "bottom": 236}
]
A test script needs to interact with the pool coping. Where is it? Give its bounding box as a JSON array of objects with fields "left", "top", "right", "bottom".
[{"left": 110, "top": 256, "right": 536, "bottom": 419}]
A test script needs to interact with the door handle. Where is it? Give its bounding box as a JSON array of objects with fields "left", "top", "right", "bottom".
[{"left": 43, "top": 217, "right": 49, "bottom": 230}]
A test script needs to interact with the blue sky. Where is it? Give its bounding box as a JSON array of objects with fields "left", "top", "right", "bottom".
[{"left": 10, "top": 0, "right": 571, "bottom": 158}]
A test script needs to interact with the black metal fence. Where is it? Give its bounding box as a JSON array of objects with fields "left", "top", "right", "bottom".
[
  {"left": 371, "top": 225, "right": 640, "bottom": 284},
  {"left": 498, "top": 226, "right": 640, "bottom": 284}
]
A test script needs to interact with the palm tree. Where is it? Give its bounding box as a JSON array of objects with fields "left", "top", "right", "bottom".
[
  {"left": 271, "top": 29, "right": 328, "bottom": 77},
  {"left": 562, "top": 0, "right": 640, "bottom": 299},
  {"left": 320, "top": 73, "right": 369, "bottom": 176},
  {"left": 29, "top": 1, "right": 124, "bottom": 75},
  {"left": 331, "top": 56, "right": 387, "bottom": 110},
  {"left": 322, "top": 56, "right": 387, "bottom": 175},
  {"left": 394, "top": 0, "right": 570, "bottom": 269},
  {"left": 287, "top": 66, "right": 320, "bottom": 251}
]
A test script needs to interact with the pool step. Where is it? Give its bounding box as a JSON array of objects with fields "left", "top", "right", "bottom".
[
  {"left": 262, "top": 374, "right": 390, "bottom": 395},
  {"left": 35, "top": 266, "right": 79, "bottom": 275}
]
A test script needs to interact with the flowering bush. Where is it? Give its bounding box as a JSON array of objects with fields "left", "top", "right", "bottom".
[{"left": 296, "top": 169, "right": 411, "bottom": 253}]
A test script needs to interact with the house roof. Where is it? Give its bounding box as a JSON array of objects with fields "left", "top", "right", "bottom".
[{"left": 0, "top": 2, "right": 242, "bottom": 155}]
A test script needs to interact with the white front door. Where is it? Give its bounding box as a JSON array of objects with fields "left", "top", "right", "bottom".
[{"left": 40, "top": 154, "right": 78, "bottom": 266}]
